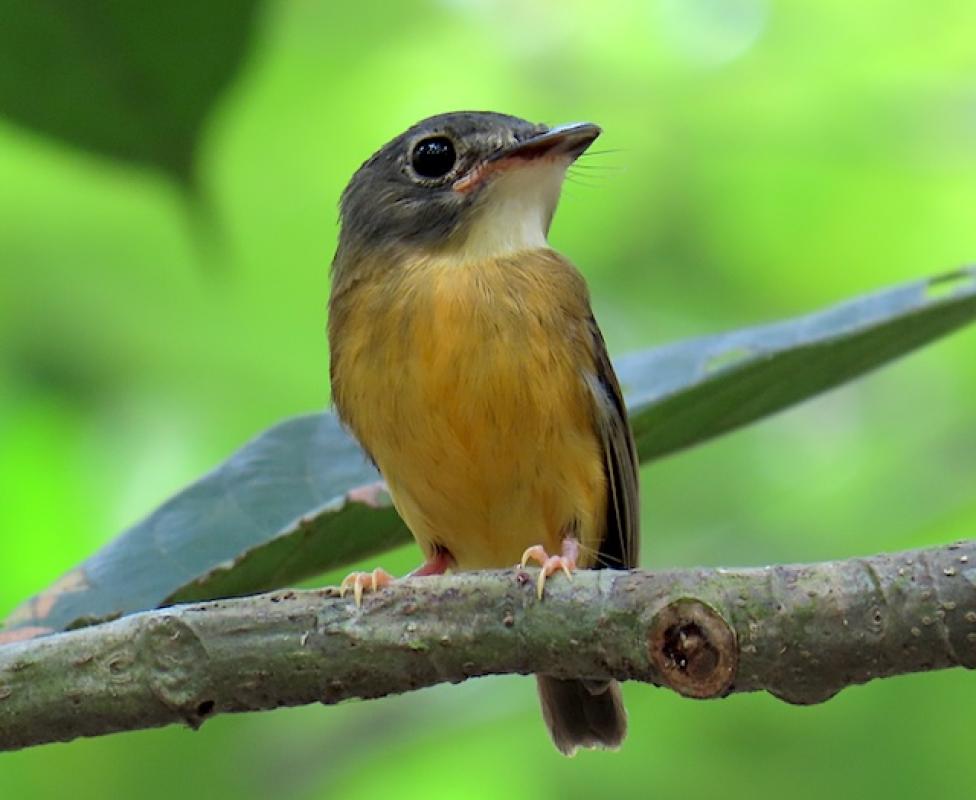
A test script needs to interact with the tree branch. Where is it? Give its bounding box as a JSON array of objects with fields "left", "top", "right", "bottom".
[{"left": 1, "top": 540, "right": 974, "bottom": 751}]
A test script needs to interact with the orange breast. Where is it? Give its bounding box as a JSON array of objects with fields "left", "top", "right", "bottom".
[{"left": 330, "top": 249, "right": 607, "bottom": 569}]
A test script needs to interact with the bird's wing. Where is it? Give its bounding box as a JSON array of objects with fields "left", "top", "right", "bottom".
[{"left": 586, "top": 316, "right": 640, "bottom": 570}]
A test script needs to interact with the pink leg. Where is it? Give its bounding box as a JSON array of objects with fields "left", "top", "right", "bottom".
[{"left": 409, "top": 548, "right": 454, "bottom": 577}]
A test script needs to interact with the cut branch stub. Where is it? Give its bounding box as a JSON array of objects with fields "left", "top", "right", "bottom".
[{"left": 648, "top": 598, "right": 737, "bottom": 698}]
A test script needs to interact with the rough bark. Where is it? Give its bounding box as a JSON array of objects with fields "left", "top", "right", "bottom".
[{"left": 1, "top": 540, "right": 974, "bottom": 751}]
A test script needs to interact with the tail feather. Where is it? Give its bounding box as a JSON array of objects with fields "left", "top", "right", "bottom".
[{"left": 536, "top": 676, "right": 627, "bottom": 756}]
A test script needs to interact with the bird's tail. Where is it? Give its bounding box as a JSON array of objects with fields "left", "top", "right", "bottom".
[{"left": 536, "top": 676, "right": 627, "bottom": 756}]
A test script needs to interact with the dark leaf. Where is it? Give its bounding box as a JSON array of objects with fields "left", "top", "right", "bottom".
[{"left": 0, "top": 0, "right": 261, "bottom": 187}]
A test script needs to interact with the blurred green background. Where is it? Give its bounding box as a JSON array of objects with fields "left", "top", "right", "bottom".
[{"left": 2, "top": 0, "right": 975, "bottom": 797}]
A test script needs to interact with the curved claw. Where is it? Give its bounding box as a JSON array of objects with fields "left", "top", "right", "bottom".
[
  {"left": 339, "top": 567, "right": 394, "bottom": 607},
  {"left": 518, "top": 540, "right": 579, "bottom": 599}
]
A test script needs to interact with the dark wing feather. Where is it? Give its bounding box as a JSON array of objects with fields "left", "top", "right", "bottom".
[
  {"left": 586, "top": 316, "right": 640, "bottom": 570},
  {"left": 536, "top": 316, "right": 638, "bottom": 756}
]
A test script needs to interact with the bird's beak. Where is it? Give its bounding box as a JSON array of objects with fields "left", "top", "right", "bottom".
[
  {"left": 454, "top": 122, "right": 601, "bottom": 194},
  {"left": 490, "top": 122, "right": 602, "bottom": 163}
]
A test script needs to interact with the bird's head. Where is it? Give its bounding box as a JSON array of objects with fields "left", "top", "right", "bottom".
[{"left": 333, "top": 110, "right": 600, "bottom": 271}]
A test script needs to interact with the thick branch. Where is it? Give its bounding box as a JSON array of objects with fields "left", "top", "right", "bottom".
[{"left": 1, "top": 541, "right": 974, "bottom": 751}]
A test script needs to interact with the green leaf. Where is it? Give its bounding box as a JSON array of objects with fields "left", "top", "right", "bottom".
[
  {"left": 1, "top": 414, "right": 407, "bottom": 642},
  {"left": 0, "top": 0, "right": 261, "bottom": 188},
  {"left": 624, "top": 268, "right": 976, "bottom": 461},
  {"left": 4, "top": 268, "right": 975, "bottom": 640}
]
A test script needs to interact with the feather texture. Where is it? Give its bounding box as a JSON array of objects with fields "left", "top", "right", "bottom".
[{"left": 329, "top": 245, "right": 639, "bottom": 753}]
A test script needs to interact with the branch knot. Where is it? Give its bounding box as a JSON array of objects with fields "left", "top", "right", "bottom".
[{"left": 648, "top": 599, "right": 737, "bottom": 698}]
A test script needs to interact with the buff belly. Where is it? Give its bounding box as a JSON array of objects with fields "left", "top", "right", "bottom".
[{"left": 330, "top": 250, "right": 608, "bottom": 570}]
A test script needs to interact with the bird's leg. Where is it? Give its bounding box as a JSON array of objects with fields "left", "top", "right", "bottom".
[
  {"left": 340, "top": 547, "right": 454, "bottom": 607},
  {"left": 408, "top": 547, "right": 454, "bottom": 577},
  {"left": 519, "top": 536, "right": 580, "bottom": 600}
]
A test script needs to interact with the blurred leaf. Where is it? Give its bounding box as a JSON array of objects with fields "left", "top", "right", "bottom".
[
  {"left": 0, "top": 0, "right": 262, "bottom": 188},
  {"left": 3, "top": 267, "right": 975, "bottom": 640}
]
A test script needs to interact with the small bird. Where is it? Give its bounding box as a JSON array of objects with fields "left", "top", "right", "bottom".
[{"left": 327, "top": 111, "right": 640, "bottom": 755}]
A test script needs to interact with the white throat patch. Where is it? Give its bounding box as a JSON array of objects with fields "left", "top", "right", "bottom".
[{"left": 454, "top": 156, "right": 571, "bottom": 261}]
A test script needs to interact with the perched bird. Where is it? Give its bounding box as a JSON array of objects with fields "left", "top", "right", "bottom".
[{"left": 327, "top": 111, "right": 640, "bottom": 755}]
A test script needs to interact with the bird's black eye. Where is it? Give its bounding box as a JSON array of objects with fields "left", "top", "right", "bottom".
[{"left": 411, "top": 136, "right": 456, "bottom": 179}]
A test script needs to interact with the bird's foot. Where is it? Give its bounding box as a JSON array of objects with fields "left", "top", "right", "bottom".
[
  {"left": 519, "top": 537, "right": 580, "bottom": 600},
  {"left": 339, "top": 549, "right": 453, "bottom": 608},
  {"left": 339, "top": 567, "right": 394, "bottom": 607}
]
